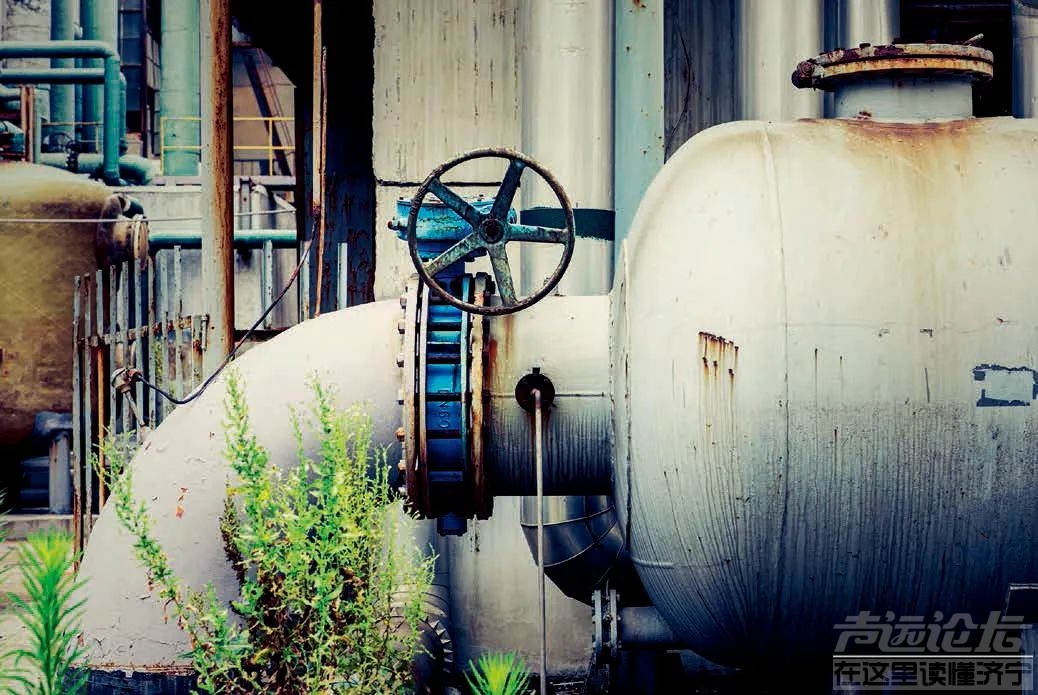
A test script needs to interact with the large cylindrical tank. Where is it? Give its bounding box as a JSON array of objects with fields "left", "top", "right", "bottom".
[
  {"left": 0, "top": 163, "right": 110, "bottom": 457},
  {"left": 613, "top": 90, "right": 1038, "bottom": 666}
]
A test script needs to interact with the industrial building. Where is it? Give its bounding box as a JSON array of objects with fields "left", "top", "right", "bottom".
[{"left": 2, "top": 0, "right": 1038, "bottom": 693}]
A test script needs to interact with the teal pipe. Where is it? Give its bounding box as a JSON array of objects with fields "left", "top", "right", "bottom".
[
  {"left": 160, "top": 0, "right": 201, "bottom": 176},
  {"left": 50, "top": 0, "right": 76, "bottom": 140},
  {"left": 118, "top": 72, "right": 127, "bottom": 153},
  {"left": 0, "top": 68, "right": 104, "bottom": 83},
  {"left": 38, "top": 151, "right": 159, "bottom": 185},
  {"left": 0, "top": 42, "right": 123, "bottom": 184},
  {"left": 82, "top": 0, "right": 118, "bottom": 154},
  {"left": 148, "top": 228, "right": 298, "bottom": 250}
]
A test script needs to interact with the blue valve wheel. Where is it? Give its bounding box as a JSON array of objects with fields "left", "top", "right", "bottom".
[{"left": 406, "top": 147, "right": 576, "bottom": 316}]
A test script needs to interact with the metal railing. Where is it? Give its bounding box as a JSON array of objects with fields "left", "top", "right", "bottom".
[
  {"left": 40, "top": 120, "right": 102, "bottom": 149},
  {"left": 71, "top": 248, "right": 207, "bottom": 557},
  {"left": 159, "top": 115, "right": 294, "bottom": 175}
]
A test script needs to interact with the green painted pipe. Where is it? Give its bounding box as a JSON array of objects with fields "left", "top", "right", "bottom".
[
  {"left": 160, "top": 0, "right": 200, "bottom": 176},
  {"left": 37, "top": 151, "right": 159, "bottom": 185},
  {"left": 119, "top": 73, "right": 127, "bottom": 152},
  {"left": 0, "top": 42, "right": 123, "bottom": 185},
  {"left": 82, "top": 0, "right": 118, "bottom": 155},
  {"left": 0, "top": 68, "right": 104, "bottom": 83},
  {"left": 50, "top": 0, "right": 76, "bottom": 140},
  {"left": 148, "top": 228, "right": 298, "bottom": 250}
]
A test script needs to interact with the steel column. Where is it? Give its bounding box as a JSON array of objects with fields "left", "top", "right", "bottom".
[{"left": 199, "top": 0, "right": 234, "bottom": 374}]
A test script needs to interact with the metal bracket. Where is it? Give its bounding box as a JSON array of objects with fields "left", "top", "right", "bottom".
[{"left": 592, "top": 588, "right": 620, "bottom": 666}]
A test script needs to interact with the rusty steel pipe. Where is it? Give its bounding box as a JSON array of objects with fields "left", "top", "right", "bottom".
[{"left": 199, "top": 0, "right": 234, "bottom": 374}]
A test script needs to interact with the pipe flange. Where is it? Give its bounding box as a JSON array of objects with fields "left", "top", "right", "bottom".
[
  {"left": 792, "top": 42, "right": 994, "bottom": 90},
  {"left": 400, "top": 276, "right": 421, "bottom": 512},
  {"left": 469, "top": 272, "right": 492, "bottom": 520},
  {"left": 591, "top": 589, "right": 619, "bottom": 666}
]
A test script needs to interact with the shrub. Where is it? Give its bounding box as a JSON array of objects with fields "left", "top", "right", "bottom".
[
  {"left": 464, "top": 651, "right": 533, "bottom": 695},
  {"left": 104, "top": 369, "right": 435, "bottom": 694},
  {"left": 0, "top": 527, "right": 88, "bottom": 695}
]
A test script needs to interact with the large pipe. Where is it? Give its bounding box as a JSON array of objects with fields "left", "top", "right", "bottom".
[
  {"left": 199, "top": 0, "right": 234, "bottom": 375},
  {"left": 739, "top": 0, "right": 825, "bottom": 120},
  {"left": 50, "top": 0, "right": 77, "bottom": 141},
  {"left": 518, "top": 0, "right": 614, "bottom": 298},
  {"left": 81, "top": 0, "right": 117, "bottom": 153},
  {"left": 1013, "top": 0, "right": 1038, "bottom": 117},
  {"left": 74, "top": 302, "right": 408, "bottom": 684},
  {"left": 0, "top": 42, "right": 122, "bottom": 183},
  {"left": 160, "top": 0, "right": 201, "bottom": 176}
]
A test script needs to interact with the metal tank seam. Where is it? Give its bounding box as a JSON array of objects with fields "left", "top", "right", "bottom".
[{"left": 758, "top": 122, "right": 793, "bottom": 633}]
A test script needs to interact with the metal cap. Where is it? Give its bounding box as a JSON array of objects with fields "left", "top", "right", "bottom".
[{"left": 792, "top": 42, "right": 994, "bottom": 91}]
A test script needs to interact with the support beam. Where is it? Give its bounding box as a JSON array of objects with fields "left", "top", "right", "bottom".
[{"left": 200, "top": 0, "right": 234, "bottom": 373}]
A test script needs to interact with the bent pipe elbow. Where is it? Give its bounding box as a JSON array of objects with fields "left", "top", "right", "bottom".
[{"left": 519, "top": 495, "right": 649, "bottom": 607}]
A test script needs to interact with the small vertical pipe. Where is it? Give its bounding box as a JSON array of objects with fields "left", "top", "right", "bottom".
[
  {"left": 200, "top": 0, "right": 234, "bottom": 374},
  {"left": 51, "top": 0, "right": 77, "bottom": 141},
  {"left": 534, "top": 388, "right": 547, "bottom": 695},
  {"left": 613, "top": 0, "right": 664, "bottom": 273}
]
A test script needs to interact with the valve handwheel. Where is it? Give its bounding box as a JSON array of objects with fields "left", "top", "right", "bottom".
[{"left": 407, "top": 148, "right": 576, "bottom": 316}]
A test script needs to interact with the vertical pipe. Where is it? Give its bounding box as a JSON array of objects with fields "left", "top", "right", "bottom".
[
  {"left": 102, "top": 55, "right": 120, "bottom": 182},
  {"left": 1013, "top": 0, "right": 1038, "bottom": 118},
  {"left": 199, "top": 0, "right": 234, "bottom": 374},
  {"left": 534, "top": 389, "right": 547, "bottom": 695},
  {"left": 519, "top": 0, "right": 614, "bottom": 298},
  {"left": 51, "top": 0, "right": 77, "bottom": 141},
  {"left": 738, "top": 0, "right": 825, "bottom": 121},
  {"left": 160, "top": 0, "right": 201, "bottom": 175},
  {"left": 613, "top": 0, "right": 664, "bottom": 273},
  {"left": 81, "top": 0, "right": 117, "bottom": 152}
]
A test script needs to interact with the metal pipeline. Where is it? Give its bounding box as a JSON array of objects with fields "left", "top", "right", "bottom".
[
  {"left": 519, "top": 496, "right": 648, "bottom": 606},
  {"left": 0, "top": 42, "right": 123, "bottom": 183},
  {"left": 50, "top": 0, "right": 77, "bottom": 141},
  {"left": 1013, "top": 0, "right": 1038, "bottom": 117},
  {"left": 37, "top": 152, "right": 159, "bottom": 185}
]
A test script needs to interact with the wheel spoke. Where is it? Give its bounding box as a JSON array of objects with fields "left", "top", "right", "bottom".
[
  {"left": 428, "top": 178, "right": 484, "bottom": 227},
  {"left": 423, "top": 233, "right": 482, "bottom": 278},
  {"left": 488, "top": 245, "right": 517, "bottom": 306},
  {"left": 507, "top": 223, "right": 568, "bottom": 244},
  {"left": 491, "top": 159, "right": 525, "bottom": 220}
]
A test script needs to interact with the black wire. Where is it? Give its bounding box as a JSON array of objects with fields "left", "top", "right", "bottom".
[{"left": 131, "top": 236, "right": 315, "bottom": 406}]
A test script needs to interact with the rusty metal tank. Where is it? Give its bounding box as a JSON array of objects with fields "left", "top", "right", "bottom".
[
  {"left": 0, "top": 163, "right": 110, "bottom": 460},
  {"left": 611, "top": 44, "right": 1038, "bottom": 667}
]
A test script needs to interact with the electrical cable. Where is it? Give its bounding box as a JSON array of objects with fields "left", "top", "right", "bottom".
[{"left": 125, "top": 234, "right": 315, "bottom": 406}]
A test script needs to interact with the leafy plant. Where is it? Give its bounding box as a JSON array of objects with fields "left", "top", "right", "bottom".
[
  {"left": 1, "top": 528, "right": 88, "bottom": 695},
  {"left": 104, "top": 368, "right": 434, "bottom": 694},
  {"left": 464, "top": 651, "right": 533, "bottom": 695}
]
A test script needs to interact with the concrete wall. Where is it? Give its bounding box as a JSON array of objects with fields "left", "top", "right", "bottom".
[
  {"left": 372, "top": 0, "right": 592, "bottom": 678},
  {"left": 2, "top": 0, "right": 52, "bottom": 119}
]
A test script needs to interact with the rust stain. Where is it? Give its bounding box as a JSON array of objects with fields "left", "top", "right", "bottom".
[{"left": 698, "top": 332, "right": 738, "bottom": 381}]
